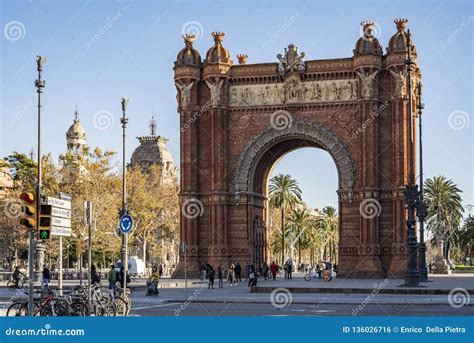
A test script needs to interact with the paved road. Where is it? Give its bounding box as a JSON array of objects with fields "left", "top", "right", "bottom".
[
  {"left": 2, "top": 274, "right": 473, "bottom": 316},
  {"left": 130, "top": 301, "right": 474, "bottom": 316}
]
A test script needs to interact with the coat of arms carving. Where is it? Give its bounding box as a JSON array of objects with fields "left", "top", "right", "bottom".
[{"left": 277, "top": 44, "right": 306, "bottom": 74}]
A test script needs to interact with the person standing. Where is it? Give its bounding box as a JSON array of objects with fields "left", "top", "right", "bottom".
[
  {"left": 245, "top": 263, "right": 251, "bottom": 282},
  {"left": 217, "top": 264, "right": 224, "bottom": 288},
  {"left": 270, "top": 261, "right": 278, "bottom": 280},
  {"left": 158, "top": 264, "right": 163, "bottom": 277},
  {"left": 42, "top": 266, "right": 51, "bottom": 287},
  {"left": 208, "top": 265, "right": 215, "bottom": 289},
  {"left": 108, "top": 265, "right": 117, "bottom": 296},
  {"left": 227, "top": 264, "right": 236, "bottom": 286},
  {"left": 235, "top": 263, "right": 242, "bottom": 282},
  {"left": 287, "top": 260, "right": 293, "bottom": 280}
]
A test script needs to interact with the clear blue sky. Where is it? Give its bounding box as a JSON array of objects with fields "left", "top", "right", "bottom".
[{"left": 1, "top": 0, "right": 472, "bottom": 211}]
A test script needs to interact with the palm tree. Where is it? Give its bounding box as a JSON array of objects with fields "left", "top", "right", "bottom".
[
  {"left": 424, "top": 176, "right": 463, "bottom": 259},
  {"left": 286, "top": 207, "right": 316, "bottom": 265},
  {"left": 269, "top": 174, "right": 302, "bottom": 265},
  {"left": 317, "top": 206, "right": 339, "bottom": 263}
]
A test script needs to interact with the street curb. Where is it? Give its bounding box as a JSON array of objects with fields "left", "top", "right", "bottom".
[
  {"left": 250, "top": 286, "right": 474, "bottom": 295},
  {"left": 163, "top": 299, "right": 473, "bottom": 306}
]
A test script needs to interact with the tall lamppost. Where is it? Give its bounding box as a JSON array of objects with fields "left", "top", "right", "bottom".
[
  {"left": 120, "top": 97, "right": 129, "bottom": 293},
  {"left": 403, "top": 30, "right": 420, "bottom": 287},
  {"left": 416, "top": 82, "right": 428, "bottom": 281},
  {"left": 29, "top": 55, "right": 46, "bottom": 315}
]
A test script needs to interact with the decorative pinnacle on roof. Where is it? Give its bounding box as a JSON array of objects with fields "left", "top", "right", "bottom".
[
  {"left": 150, "top": 116, "right": 157, "bottom": 136},
  {"left": 74, "top": 105, "right": 79, "bottom": 121},
  {"left": 183, "top": 33, "right": 196, "bottom": 47},
  {"left": 211, "top": 31, "right": 225, "bottom": 43},
  {"left": 236, "top": 54, "right": 248, "bottom": 65},
  {"left": 361, "top": 20, "right": 375, "bottom": 37},
  {"left": 394, "top": 18, "right": 408, "bottom": 31}
]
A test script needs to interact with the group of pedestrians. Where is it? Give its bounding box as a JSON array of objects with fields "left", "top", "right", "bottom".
[{"left": 200, "top": 261, "right": 284, "bottom": 288}]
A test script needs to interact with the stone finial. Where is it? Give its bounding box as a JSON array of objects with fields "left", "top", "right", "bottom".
[
  {"left": 236, "top": 54, "right": 248, "bottom": 65},
  {"left": 182, "top": 33, "right": 196, "bottom": 47},
  {"left": 361, "top": 20, "right": 375, "bottom": 37},
  {"left": 394, "top": 18, "right": 408, "bottom": 32},
  {"left": 211, "top": 31, "right": 225, "bottom": 43}
]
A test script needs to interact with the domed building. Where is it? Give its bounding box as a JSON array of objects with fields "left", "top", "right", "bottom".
[
  {"left": 353, "top": 20, "right": 383, "bottom": 56},
  {"left": 130, "top": 117, "right": 178, "bottom": 183},
  {"left": 63, "top": 108, "right": 88, "bottom": 183}
]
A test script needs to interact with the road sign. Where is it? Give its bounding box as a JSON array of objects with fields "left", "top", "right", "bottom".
[
  {"left": 51, "top": 207, "right": 71, "bottom": 219},
  {"left": 51, "top": 226, "right": 72, "bottom": 237},
  {"left": 51, "top": 216, "right": 71, "bottom": 228},
  {"left": 119, "top": 214, "right": 133, "bottom": 234},
  {"left": 44, "top": 196, "right": 71, "bottom": 210}
]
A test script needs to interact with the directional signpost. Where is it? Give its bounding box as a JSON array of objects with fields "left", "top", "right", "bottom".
[{"left": 44, "top": 196, "right": 72, "bottom": 237}]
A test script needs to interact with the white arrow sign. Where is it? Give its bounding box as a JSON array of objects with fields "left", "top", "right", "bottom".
[
  {"left": 51, "top": 226, "right": 72, "bottom": 237},
  {"left": 44, "top": 197, "right": 71, "bottom": 210}
]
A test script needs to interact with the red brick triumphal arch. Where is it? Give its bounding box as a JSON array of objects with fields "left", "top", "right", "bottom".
[{"left": 173, "top": 19, "right": 421, "bottom": 278}]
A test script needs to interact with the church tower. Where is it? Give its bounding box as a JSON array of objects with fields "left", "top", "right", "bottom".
[{"left": 63, "top": 108, "right": 88, "bottom": 183}]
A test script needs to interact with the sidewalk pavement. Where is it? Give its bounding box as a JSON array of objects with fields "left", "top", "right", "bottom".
[{"left": 252, "top": 273, "right": 474, "bottom": 295}]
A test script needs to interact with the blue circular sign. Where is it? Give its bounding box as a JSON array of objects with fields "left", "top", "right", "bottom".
[{"left": 119, "top": 214, "right": 133, "bottom": 234}]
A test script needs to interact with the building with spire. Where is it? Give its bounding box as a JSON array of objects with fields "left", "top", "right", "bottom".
[
  {"left": 63, "top": 108, "right": 88, "bottom": 183},
  {"left": 130, "top": 117, "right": 178, "bottom": 183}
]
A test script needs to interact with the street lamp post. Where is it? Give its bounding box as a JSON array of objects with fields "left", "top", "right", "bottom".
[
  {"left": 403, "top": 30, "right": 420, "bottom": 287},
  {"left": 120, "top": 98, "right": 129, "bottom": 294},
  {"left": 29, "top": 55, "right": 46, "bottom": 315},
  {"left": 416, "top": 82, "right": 428, "bottom": 281}
]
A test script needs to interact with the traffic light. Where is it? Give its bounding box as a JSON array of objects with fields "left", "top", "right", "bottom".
[
  {"left": 38, "top": 204, "right": 52, "bottom": 240},
  {"left": 19, "top": 192, "right": 36, "bottom": 229}
]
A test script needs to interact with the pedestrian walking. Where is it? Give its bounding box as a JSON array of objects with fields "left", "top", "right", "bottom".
[{"left": 270, "top": 261, "right": 278, "bottom": 280}]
